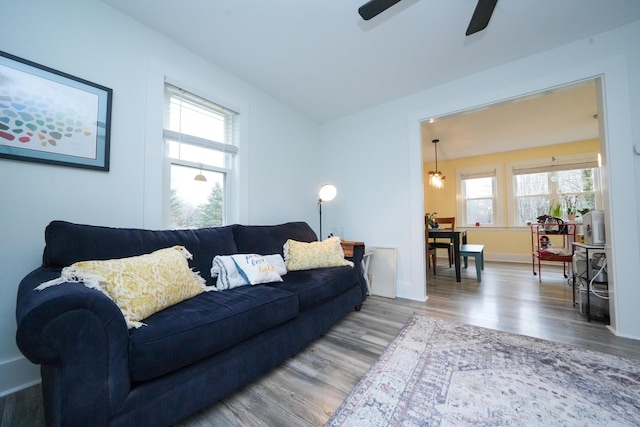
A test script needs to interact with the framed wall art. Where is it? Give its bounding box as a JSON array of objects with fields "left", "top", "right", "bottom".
[{"left": 0, "top": 50, "right": 112, "bottom": 171}]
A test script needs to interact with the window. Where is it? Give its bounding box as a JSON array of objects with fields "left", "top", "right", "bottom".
[
  {"left": 163, "top": 83, "right": 238, "bottom": 229},
  {"left": 457, "top": 165, "right": 503, "bottom": 226},
  {"left": 510, "top": 155, "right": 600, "bottom": 225}
]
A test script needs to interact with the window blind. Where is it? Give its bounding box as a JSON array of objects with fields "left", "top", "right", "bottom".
[
  {"left": 163, "top": 83, "right": 238, "bottom": 155},
  {"left": 460, "top": 169, "right": 496, "bottom": 180},
  {"left": 512, "top": 160, "right": 597, "bottom": 175}
]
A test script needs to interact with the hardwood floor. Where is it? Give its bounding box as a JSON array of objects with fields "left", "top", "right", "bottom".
[{"left": 3, "top": 261, "right": 639, "bottom": 426}]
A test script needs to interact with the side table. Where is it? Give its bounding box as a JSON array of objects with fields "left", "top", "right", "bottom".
[
  {"left": 340, "top": 240, "right": 373, "bottom": 295},
  {"left": 571, "top": 242, "right": 608, "bottom": 322}
]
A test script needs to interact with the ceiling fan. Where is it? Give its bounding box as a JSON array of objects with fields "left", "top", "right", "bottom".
[{"left": 358, "top": 0, "right": 498, "bottom": 36}]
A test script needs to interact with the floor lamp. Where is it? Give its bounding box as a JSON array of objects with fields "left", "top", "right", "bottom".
[{"left": 318, "top": 184, "right": 337, "bottom": 240}]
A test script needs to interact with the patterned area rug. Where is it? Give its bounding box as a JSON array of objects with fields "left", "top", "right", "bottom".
[{"left": 326, "top": 314, "right": 640, "bottom": 426}]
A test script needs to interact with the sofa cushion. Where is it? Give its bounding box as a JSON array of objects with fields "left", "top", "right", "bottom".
[
  {"left": 232, "top": 222, "right": 317, "bottom": 256},
  {"left": 43, "top": 221, "right": 238, "bottom": 284},
  {"left": 128, "top": 285, "right": 298, "bottom": 381},
  {"left": 266, "top": 266, "right": 359, "bottom": 312},
  {"left": 283, "top": 237, "right": 354, "bottom": 271}
]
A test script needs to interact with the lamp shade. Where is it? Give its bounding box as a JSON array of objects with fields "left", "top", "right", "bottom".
[
  {"left": 318, "top": 184, "right": 337, "bottom": 240},
  {"left": 318, "top": 184, "right": 337, "bottom": 202},
  {"left": 194, "top": 164, "right": 207, "bottom": 182},
  {"left": 429, "top": 172, "right": 445, "bottom": 189},
  {"left": 428, "top": 139, "right": 445, "bottom": 189}
]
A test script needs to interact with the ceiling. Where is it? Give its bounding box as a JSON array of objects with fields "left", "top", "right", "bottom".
[
  {"left": 102, "top": 0, "right": 640, "bottom": 125},
  {"left": 420, "top": 79, "right": 599, "bottom": 163}
]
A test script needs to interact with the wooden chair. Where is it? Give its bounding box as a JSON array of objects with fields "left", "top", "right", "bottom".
[
  {"left": 432, "top": 217, "right": 456, "bottom": 267},
  {"left": 426, "top": 242, "right": 437, "bottom": 275}
]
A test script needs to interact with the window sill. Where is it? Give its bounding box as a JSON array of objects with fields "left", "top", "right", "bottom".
[{"left": 460, "top": 226, "right": 538, "bottom": 232}]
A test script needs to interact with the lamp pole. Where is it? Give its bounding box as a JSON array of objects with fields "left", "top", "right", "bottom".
[
  {"left": 318, "top": 184, "right": 337, "bottom": 241},
  {"left": 318, "top": 198, "right": 324, "bottom": 240}
]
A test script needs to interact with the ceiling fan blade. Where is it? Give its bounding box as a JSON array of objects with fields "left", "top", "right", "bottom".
[
  {"left": 358, "top": 0, "right": 403, "bottom": 20},
  {"left": 466, "top": 0, "right": 498, "bottom": 36}
]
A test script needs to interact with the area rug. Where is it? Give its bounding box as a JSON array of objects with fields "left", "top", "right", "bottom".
[{"left": 326, "top": 314, "right": 640, "bottom": 426}]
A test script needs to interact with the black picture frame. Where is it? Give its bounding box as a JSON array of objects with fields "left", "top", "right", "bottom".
[{"left": 0, "top": 50, "right": 112, "bottom": 171}]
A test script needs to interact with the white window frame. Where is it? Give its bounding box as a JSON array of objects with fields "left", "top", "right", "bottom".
[
  {"left": 143, "top": 61, "right": 250, "bottom": 230},
  {"left": 506, "top": 152, "right": 601, "bottom": 227},
  {"left": 162, "top": 82, "right": 239, "bottom": 229},
  {"left": 456, "top": 163, "right": 504, "bottom": 227}
]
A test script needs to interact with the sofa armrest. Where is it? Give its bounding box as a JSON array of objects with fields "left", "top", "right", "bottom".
[{"left": 16, "top": 267, "right": 131, "bottom": 425}]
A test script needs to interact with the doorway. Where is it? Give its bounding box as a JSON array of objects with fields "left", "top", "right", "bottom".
[
  {"left": 418, "top": 78, "right": 609, "bottom": 322},
  {"left": 407, "top": 59, "right": 639, "bottom": 338}
]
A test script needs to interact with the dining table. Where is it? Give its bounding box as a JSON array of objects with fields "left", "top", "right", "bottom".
[{"left": 427, "top": 229, "right": 468, "bottom": 282}]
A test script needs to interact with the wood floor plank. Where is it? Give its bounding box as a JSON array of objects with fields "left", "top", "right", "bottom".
[{"left": 3, "top": 261, "right": 639, "bottom": 427}]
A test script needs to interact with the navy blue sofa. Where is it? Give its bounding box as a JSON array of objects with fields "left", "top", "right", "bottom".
[{"left": 15, "top": 220, "right": 367, "bottom": 427}]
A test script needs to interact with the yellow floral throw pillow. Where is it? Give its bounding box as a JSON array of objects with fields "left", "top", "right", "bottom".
[
  {"left": 37, "top": 246, "right": 208, "bottom": 328},
  {"left": 283, "top": 237, "right": 354, "bottom": 271}
]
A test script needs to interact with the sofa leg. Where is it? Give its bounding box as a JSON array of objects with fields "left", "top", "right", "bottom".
[{"left": 355, "top": 304, "right": 362, "bottom": 311}]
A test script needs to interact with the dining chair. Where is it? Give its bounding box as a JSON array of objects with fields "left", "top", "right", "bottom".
[
  {"left": 432, "top": 217, "right": 456, "bottom": 267},
  {"left": 426, "top": 242, "right": 437, "bottom": 275},
  {"left": 427, "top": 245, "right": 437, "bottom": 276}
]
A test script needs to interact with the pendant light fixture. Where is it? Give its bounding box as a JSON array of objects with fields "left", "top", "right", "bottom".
[
  {"left": 194, "top": 164, "right": 207, "bottom": 182},
  {"left": 428, "top": 139, "right": 446, "bottom": 189}
]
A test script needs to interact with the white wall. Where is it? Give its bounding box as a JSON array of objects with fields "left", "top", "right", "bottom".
[
  {"left": 3, "top": 0, "right": 639, "bottom": 398},
  {"left": 320, "top": 22, "right": 640, "bottom": 338},
  {"left": 0, "top": 0, "right": 320, "bottom": 396}
]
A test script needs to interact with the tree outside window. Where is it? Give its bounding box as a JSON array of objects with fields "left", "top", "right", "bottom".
[
  {"left": 514, "top": 168, "right": 598, "bottom": 224},
  {"left": 163, "top": 83, "right": 237, "bottom": 229},
  {"left": 169, "top": 165, "right": 225, "bottom": 228}
]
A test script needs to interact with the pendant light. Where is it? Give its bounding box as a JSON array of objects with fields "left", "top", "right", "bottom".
[
  {"left": 428, "top": 139, "right": 446, "bottom": 189},
  {"left": 194, "top": 164, "right": 207, "bottom": 182}
]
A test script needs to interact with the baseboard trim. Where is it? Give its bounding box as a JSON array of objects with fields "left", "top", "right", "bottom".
[
  {"left": 397, "top": 280, "right": 426, "bottom": 301},
  {"left": 0, "top": 355, "right": 41, "bottom": 398},
  {"left": 478, "top": 253, "right": 531, "bottom": 264}
]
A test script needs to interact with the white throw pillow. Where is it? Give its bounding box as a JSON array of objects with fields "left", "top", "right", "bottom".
[
  {"left": 211, "top": 254, "right": 283, "bottom": 290},
  {"left": 263, "top": 254, "right": 287, "bottom": 276}
]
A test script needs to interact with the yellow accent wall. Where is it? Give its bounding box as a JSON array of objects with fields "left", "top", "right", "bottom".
[{"left": 424, "top": 139, "right": 599, "bottom": 260}]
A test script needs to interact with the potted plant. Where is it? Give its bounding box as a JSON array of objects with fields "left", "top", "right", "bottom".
[
  {"left": 548, "top": 199, "right": 562, "bottom": 218},
  {"left": 425, "top": 212, "right": 438, "bottom": 228},
  {"left": 563, "top": 195, "right": 580, "bottom": 221},
  {"left": 544, "top": 200, "right": 566, "bottom": 233}
]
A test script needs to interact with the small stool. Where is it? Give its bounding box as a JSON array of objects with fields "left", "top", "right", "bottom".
[{"left": 459, "top": 244, "right": 484, "bottom": 282}]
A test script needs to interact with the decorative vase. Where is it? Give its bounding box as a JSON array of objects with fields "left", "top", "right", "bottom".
[
  {"left": 568, "top": 214, "right": 576, "bottom": 221},
  {"left": 431, "top": 223, "right": 439, "bottom": 229}
]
